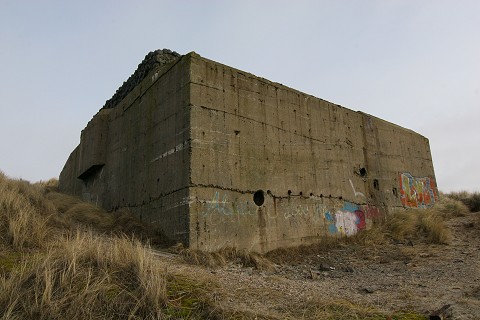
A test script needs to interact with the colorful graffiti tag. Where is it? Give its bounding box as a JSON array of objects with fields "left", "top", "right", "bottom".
[
  {"left": 324, "top": 202, "right": 379, "bottom": 236},
  {"left": 399, "top": 173, "right": 438, "bottom": 208}
]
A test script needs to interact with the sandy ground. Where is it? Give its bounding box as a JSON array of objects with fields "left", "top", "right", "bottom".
[{"left": 159, "top": 212, "right": 480, "bottom": 319}]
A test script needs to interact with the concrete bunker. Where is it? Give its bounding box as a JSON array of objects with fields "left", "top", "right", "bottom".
[{"left": 60, "top": 49, "right": 439, "bottom": 253}]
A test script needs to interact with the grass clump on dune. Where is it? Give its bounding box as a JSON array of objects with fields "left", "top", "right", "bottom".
[
  {"left": 0, "top": 232, "right": 168, "bottom": 319},
  {"left": 385, "top": 208, "right": 451, "bottom": 245},
  {"left": 436, "top": 194, "right": 469, "bottom": 218},
  {"left": 0, "top": 172, "right": 53, "bottom": 250},
  {"left": 442, "top": 191, "right": 480, "bottom": 213},
  {"left": 0, "top": 172, "right": 217, "bottom": 319}
]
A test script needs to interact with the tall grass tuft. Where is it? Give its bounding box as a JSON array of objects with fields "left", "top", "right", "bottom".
[
  {"left": 0, "top": 172, "right": 52, "bottom": 250},
  {"left": 436, "top": 194, "right": 469, "bottom": 218},
  {"left": 0, "top": 231, "right": 168, "bottom": 319},
  {"left": 419, "top": 210, "right": 451, "bottom": 244},
  {"left": 0, "top": 172, "right": 218, "bottom": 319},
  {"left": 387, "top": 208, "right": 451, "bottom": 244}
]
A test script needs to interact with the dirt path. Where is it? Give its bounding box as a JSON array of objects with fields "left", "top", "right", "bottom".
[{"left": 163, "top": 213, "right": 480, "bottom": 319}]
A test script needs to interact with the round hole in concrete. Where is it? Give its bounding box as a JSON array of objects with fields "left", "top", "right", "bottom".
[
  {"left": 359, "top": 168, "right": 367, "bottom": 177},
  {"left": 253, "top": 190, "right": 265, "bottom": 206}
]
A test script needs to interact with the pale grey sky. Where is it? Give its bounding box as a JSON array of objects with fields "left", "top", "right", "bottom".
[{"left": 1, "top": 0, "right": 479, "bottom": 192}]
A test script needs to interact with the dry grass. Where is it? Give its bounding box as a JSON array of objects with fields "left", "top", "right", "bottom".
[
  {"left": 0, "top": 230, "right": 221, "bottom": 319},
  {"left": 0, "top": 228, "right": 217, "bottom": 318},
  {"left": 0, "top": 231, "right": 169, "bottom": 319},
  {"left": 436, "top": 195, "right": 469, "bottom": 218},
  {"left": 419, "top": 210, "right": 452, "bottom": 244},
  {"left": 0, "top": 172, "right": 53, "bottom": 250},
  {"left": 444, "top": 191, "right": 480, "bottom": 212},
  {"left": 386, "top": 208, "right": 451, "bottom": 244},
  {"left": 46, "top": 191, "right": 174, "bottom": 246},
  {"left": 179, "top": 246, "right": 275, "bottom": 271},
  {"left": 214, "top": 298, "right": 427, "bottom": 320},
  {"left": 180, "top": 248, "right": 228, "bottom": 268},
  {"left": 0, "top": 170, "right": 471, "bottom": 318},
  {"left": 0, "top": 172, "right": 219, "bottom": 319},
  {"left": 284, "top": 299, "right": 428, "bottom": 320},
  {"left": 267, "top": 205, "right": 453, "bottom": 265}
]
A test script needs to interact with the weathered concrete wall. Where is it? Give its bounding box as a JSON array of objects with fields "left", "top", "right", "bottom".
[
  {"left": 60, "top": 52, "right": 192, "bottom": 244},
  {"left": 60, "top": 50, "right": 438, "bottom": 252},
  {"left": 187, "top": 53, "right": 437, "bottom": 252},
  {"left": 361, "top": 114, "right": 437, "bottom": 209}
]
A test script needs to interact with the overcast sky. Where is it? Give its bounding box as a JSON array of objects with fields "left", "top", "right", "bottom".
[{"left": 0, "top": 0, "right": 479, "bottom": 192}]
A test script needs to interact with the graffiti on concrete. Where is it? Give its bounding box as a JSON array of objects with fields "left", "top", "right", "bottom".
[
  {"left": 349, "top": 179, "right": 366, "bottom": 198},
  {"left": 324, "top": 202, "right": 379, "bottom": 236},
  {"left": 284, "top": 204, "right": 310, "bottom": 219},
  {"left": 204, "top": 191, "right": 256, "bottom": 216},
  {"left": 201, "top": 190, "right": 382, "bottom": 236},
  {"left": 399, "top": 173, "right": 438, "bottom": 208},
  {"left": 363, "top": 205, "right": 380, "bottom": 219},
  {"left": 334, "top": 210, "right": 360, "bottom": 236},
  {"left": 283, "top": 203, "right": 331, "bottom": 222}
]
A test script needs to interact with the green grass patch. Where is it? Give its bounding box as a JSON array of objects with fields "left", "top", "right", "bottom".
[{"left": 0, "top": 251, "right": 23, "bottom": 274}]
